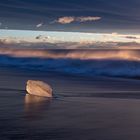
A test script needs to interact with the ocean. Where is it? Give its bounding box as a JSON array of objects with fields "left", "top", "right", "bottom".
[
  {"left": 0, "top": 48, "right": 140, "bottom": 78},
  {"left": 1, "top": 48, "right": 140, "bottom": 140}
]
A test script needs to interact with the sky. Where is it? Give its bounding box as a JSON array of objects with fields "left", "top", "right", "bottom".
[
  {"left": 0, "top": 0, "right": 140, "bottom": 33},
  {"left": 0, "top": 0, "right": 140, "bottom": 49}
]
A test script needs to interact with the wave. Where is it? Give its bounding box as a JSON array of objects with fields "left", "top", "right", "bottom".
[
  {"left": 0, "top": 48, "right": 140, "bottom": 78},
  {"left": 0, "top": 48, "right": 140, "bottom": 60}
]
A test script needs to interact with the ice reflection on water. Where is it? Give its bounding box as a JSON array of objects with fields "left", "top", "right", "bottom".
[{"left": 24, "top": 94, "right": 52, "bottom": 120}]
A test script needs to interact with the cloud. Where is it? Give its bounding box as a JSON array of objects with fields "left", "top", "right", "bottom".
[
  {"left": 124, "top": 36, "right": 139, "bottom": 39},
  {"left": 111, "top": 32, "right": 118, "bottom": 36},
  {"left": 0, "top": 38, "right": 18, "bottom": 45},
  {"left": 117, "top": 41, "right": 140, "bottom": 46},
  {"left": 36, "top": 23, "right": 43, "bottom": 28},
  {"left": 35, "top": 35, "right": 51, "bottom": 41},
  {"left": 1, "top": 37, "right": 140, "bottom": 50},
  {"left": 56, "top": 17, "right": 75, "bottom": 24},
  {"left": 54, "top": 16, "right": 101, "bottom": 24},
  {"left": 77, "top": 16, "right": 101, "bottom": 22}
]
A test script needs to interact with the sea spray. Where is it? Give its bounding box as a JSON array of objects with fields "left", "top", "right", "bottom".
[{"left": 0, "top": 49, "right": 140, "bottom": 77}]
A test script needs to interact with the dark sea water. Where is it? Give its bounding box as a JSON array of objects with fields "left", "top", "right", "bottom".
[
  {"left": 1, "top": 48, "right": 140, "bottom": 139},
  {"left": 1, "top": 67, "right": 140, "bottom": 140}
]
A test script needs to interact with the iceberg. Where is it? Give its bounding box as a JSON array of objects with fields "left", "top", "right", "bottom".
[{"left": 26, "top": 80, "right": 53, "bottom": 97}]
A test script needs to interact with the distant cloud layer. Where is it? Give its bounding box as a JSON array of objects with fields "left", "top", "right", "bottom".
[
  {"left": 1, "top": 30, "right": 140, "bottom": 49},
  {"left": 54, "top": 16, "right": 101, "bottom": 24}
]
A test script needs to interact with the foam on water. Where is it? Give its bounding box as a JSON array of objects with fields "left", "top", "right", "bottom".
[{"left": 0, "top": 48, "right": 140, "bottom": 77}]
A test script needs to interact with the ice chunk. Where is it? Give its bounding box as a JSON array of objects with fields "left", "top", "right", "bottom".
[{"left": 26, "top": 80, "right": 53, "bottom": 97}]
